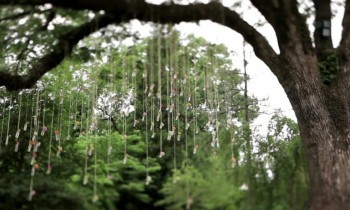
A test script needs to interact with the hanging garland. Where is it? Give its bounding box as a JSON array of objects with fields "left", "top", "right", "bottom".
[{"left": 0, "top": 27, "right": 244, "bottom": 206}]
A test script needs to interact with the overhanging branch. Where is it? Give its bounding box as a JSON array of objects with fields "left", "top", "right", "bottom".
[
  {"left": 0, "top": 0, "right": 284, "bottom": 83},
  {"left": 0, "top": 14, "right": 117, "bottom": 90}
]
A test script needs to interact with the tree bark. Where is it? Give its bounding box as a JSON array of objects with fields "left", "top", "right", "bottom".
[{"left": 277, "top": 51, "right": 350, "bottom": 210}]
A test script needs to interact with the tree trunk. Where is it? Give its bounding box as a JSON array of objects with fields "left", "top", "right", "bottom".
[{"left": 279, "top": 53, "right": 350, "bottom": 210}]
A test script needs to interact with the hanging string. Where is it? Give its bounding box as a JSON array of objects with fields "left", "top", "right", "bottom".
[
  {"left": 175, "top": 51, "right": 181, "bottom": 142},
  {"left": 207, "top": 48, "right": 216, "bottom": 148},
  {"left": 23, "top": 92, "right": 29, "bottom": 132},
  {"left": 132, "top": 48, "right": 138, "bottom": 128},
  {"left": 157, "top": 25, "right": 164, "bottom": 157},
  {"left": 28, "top": 90, "right": 41, "bottom": 201},
  {"left": 31, "top": 90, "right": 41, "bottom": 165},
  {"left": 91, "top": 78, "right": 99, "bottom": 203},
  {"left": 143, "top": 37, "right": 155, "bottom": 185},
  {"left": 213, "top": 56, "right": 220, "bottom": 148},
  {"left": 142, "top": 57, "right": 152, "bottom": 180},
  {"left": 82, "top": 87, "right": 89, "bottom": 185},
  {"left": 143, "top": 51, "right": 152, "bottom": 183},
  {"left": 122, "top": 49, "right": 128, "bottom": 165},
  {"left": 149, "top": 29, "right": 156, "bottom": 141},
  {"left": 170, "top": 31, "right": 177, "bottom": 184},
  {"left": 56, "top": 91, "right": 64, "bottom": 157},
  {"left": 73, "top": 94, "right": 79, "bottom": 130},
  {"left": 183, "top": 46, "right": 189, "bottom": 155},
  {"left": 145, "top": 91, "right": 151, "bottom": 185},
  {"left": 106, "top": 108, "right": 112, "bottom": 178},
  {"left": 122, "top": 110, "right": 127, "bottom": 164},
  {"left": 205, "top": 47, "right": 211, "bottom": 136},
  {"left": 0, "top": 98, "right": 6, "bottom": 151},
  {"left": 183, "top": 43, "right": 191, "bottom": 210},
  {"left": 106, "top": 57, "right": 114, "bottom": 178},
  {"left": 165, "top": 29, "right": 171, "bottom": 141},
  {"left": 170, "top": 34, "right": 176, "bottom": 142},
  {"left": 5, "top": 95, "right": 12, "bottom": 146},
  {"left": 192, "top": 51, "right": 198, "bottom": 154},
  {"left": 66, "top": 95, "right": 73, "bottom": 140},
  {"left": 40, "top": 95, "right": 47, "bottom": 137},
  {"left": 14, "top": 93, "right": 22, "bottom": 152},
  {"left": 231, "top": 130, "right": 236, "bottom": 168},
  {"left": 46, "top": 100, "right": 55, "bottom": 175},
  {"left": 92, "top": 132, "right": 98, "bottom": 202},
  {"left": 27, "top": 92, "right": 36, "bottom": 154}
]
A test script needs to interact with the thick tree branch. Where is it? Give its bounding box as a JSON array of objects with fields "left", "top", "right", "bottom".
[
  {"left": 41, "top": 10, "right": 55, "bottom": 30},
  {"left": 0, "top": 0, "right": 284, "bottom": 81},
  {"left": 313, "top": 0, "right": 333, "bottom": 60},
  {"left": 251, "top": 0, "right": 314, "bottom": 55},
  {"left": 339, "top": 0, "right": 350, "bottom": 59},
  {"left": 0, "top": 8, "right": 42, "bottom": 22},
  {"left": 0, "top": 14, "right": 117, "bottom": 90}
]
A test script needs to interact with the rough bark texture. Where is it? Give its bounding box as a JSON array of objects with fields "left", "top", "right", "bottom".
[
  {"left": 1, "top": 0, "right": 350, "bottom": 209},
  {"left": 277, "top": 51, "right": 350, "bottom": 210}
]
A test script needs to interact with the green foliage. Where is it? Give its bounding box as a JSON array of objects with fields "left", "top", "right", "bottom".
[
  {"left": 319, "top": 53, "right": 338, "bottom": 85},
  {"left": 0, "top": 23, "right": 308, "bottom": 210}
]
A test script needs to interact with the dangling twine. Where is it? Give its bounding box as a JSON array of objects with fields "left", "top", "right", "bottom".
[
  {"left": 149, "top": 26, "right": 156, "bottom": 142},
  {"left": 182, "top": 43, "right": 191, "bottom": 210},
  {"left": 5, "top": 95, "right": 12, "bottom": 146},
  {"left": 66, "top": 94, "right": 73, "bottom": 140},
  {"left": 106, "top": 55, "right": 114, "bottom": 178},
  {"left": 121, "top": 48, "right": 128, "bottom": 165},
  {"left": 46, "top": 100, "right": 55, "bottom": 175},
  {"left": 0, "top": 96, "right": 6, "bottom": 151},
  {"left": 92, "top": 77, "right": 99, "bottom": 203},
  {"left": 82, "top": 88, "right": 89, "bottom": 185},
  {"left": 56, "top": 91, "right": 64, "bottom": 157},
  {"left": 15, "top": 93, "right": 22, "bottom": 144},
  {"left": 28, "top": 89, "right": 41, "bottom": 201},
  {"left": 143, "top": 51, "right": 152, "bottom": 184},
  {"left": 23, "top": 92, "right": 29, "bottom": 132},
  {"left": 27, "top": 94, "right": 35, "bottom": 153},
  {"left": 157, "top": 25, "right": 164, "bottom": 157},
  {"left": 40, "top": 94, "right": 47, "bottom": 137}
]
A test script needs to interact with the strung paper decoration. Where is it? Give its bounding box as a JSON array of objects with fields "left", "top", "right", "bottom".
[
  {"left": 5, "top": 96, "right": 12, "bottom": 146},
  {"left": 145, "top": 175, "right": 152, "bottom": 186},
  {"left": 92, "top": 91, "right": 98, "bottom": 202},
  {"left": 28, "top": 90, "right": 41, "bottom": 201},
  {"left": 0, "top": 27, "right": 246, "bottom": 204},
  {"left": 192, "top": 61, "right": 198, "bottom": 154},
  {"left": 56, "top": 92, "right": 64, "bottom": 157},
  {"left": 121, "top": 54, "right": 129, "bottom": 165},
  {"left": 231, "top": 131, "right": 236, "bottom": 168},
  {"left": 0, "top": 100, "right": 6, "bottom": 151},
  {"left": 66, "top": 96, "right": 73, "bottom": 140},
  {"left": 186, "top": 196, "right": 194, "bottom": 210},
  {"left": 40, "top": 96, "right": 47, "bottom": 136},
  {"left": 83, "top": 145, "right": 89, "bottom": 185},
  {"left": 46, "top": 100, "right": 55, "bottom": 175},
  {"left": 28, "top": 177, "right": 35, "bottom": 201},
  {"left": 143, "top": 69, "right": 151, "bottom": 180},
  {"left": 14, "top": 140, "right": 19, "bottom": 152},
  {"left": 14, "top": 94, "right": 22, "bottom": 145},
  {"left": 27, "top": 94, "right": 35, "bottom": 152},
  {"left": 23, "top": 93, "right": 29, "bottom": 132}
]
